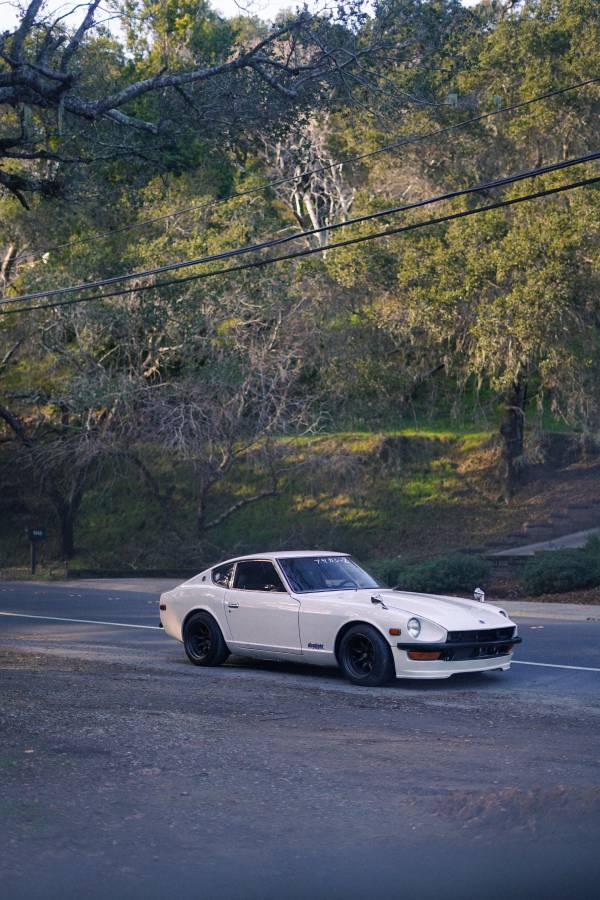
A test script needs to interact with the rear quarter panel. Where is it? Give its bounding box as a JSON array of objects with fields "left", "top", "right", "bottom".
[{"left": 160, "top": 583, "right": 227, "bottom": 642}]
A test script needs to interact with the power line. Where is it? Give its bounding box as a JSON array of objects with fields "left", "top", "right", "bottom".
[
  {"left": 3, "top": 149, "right": 599, "bottom": 308},
  {"left": 14, "top": 74, "right": 600, "bottom": 265},
  {"left": 4, "top": 173, "right": 598, "bottom": 318}
]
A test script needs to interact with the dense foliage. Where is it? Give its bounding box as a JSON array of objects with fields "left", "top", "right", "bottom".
[
  {"left": 521, "top": 539, "right": 600, "bottom": 595},
  {"left": 1, "top": 0, "right": 599, "bottom": 571},
  {"left": 369, "top": 553, "right": 491, "bottom": 594}
]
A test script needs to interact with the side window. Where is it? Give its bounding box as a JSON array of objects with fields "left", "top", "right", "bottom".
[
  {"left": 233, "top": 561, "right": 285, "bottom": 593},
  {"left": 212, "top": 562, "right": 234, "bottom": 588}
]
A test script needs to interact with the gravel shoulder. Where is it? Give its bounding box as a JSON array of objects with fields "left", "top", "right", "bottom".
[{"left": 1, "top": 644, "right": 599, "bottom": 899}]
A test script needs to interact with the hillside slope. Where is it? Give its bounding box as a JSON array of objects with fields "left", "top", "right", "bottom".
[{"left": 2, "top": 429, "right": 599, "bottom": 576}]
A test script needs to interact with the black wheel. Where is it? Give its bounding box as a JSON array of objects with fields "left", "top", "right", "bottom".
[
  {"left": 338, "top": 624, "right": 395, "bottom": 687},
  {"left": 183, "top": 612, "right": 229, "bottom": 667}
]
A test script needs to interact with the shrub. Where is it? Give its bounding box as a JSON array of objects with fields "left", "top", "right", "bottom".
[
  {"left": 521, "top": 540, "right": 600, "bottom": 596},
  {"left": 399, "top": 553, "right": 490, "bottom": 595},
  {"left": 368, "top": 553, "right": 490, "bottom": 595},
  {"left": 366, "top": 557, "right": 404, "bottom": 587},
  {"left": 585, "top": 536, "right": 600, "bottom": 559}
]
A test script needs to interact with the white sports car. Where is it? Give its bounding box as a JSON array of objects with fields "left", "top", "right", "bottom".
[{"left": 159, "top": 550, "right": 521, "bottom": 686}]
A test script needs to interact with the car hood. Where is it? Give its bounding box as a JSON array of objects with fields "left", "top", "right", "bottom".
[{"left": 309, "top": 588, "right": 512, "bottom": 630}]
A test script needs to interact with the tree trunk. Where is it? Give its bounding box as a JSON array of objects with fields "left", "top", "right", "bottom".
[
  {"left": 127, "top": 453, "right": 186, "bottom": 541},
  {"left": 196, "top": 485, "right": 209, "bottom": 536},
  {"left": 48, "top": 466, "right": 89, "bottom": 560},
  {"left": 499, "top": 379, "right": 528, "bottom": 503},
  {"left": 59, "top": 507, "right": 75, "bottom": 559}
]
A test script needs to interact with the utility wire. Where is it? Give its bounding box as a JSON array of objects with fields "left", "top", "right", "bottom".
[
  {"left": 3, "top": 149, "right": 599, "bottom": 308},
  {"left": 14, "top": 75, "right": 600, "bottom": 264},
  {"left": 3, "top": 173, "right": 598, "bottom": 318}
]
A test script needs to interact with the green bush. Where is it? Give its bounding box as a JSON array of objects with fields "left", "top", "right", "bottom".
[
  {"left": 521, "top": 540, "right": 600, "bottom": 595},
  {"left": 586, "top": 536, "right": 600, "bottom": 558},
  {"left": 366, "top": 557, "right": 405, "bottom": 587},
  {"left": 367, "top": 553, "right": 490, "bottom": 595}
]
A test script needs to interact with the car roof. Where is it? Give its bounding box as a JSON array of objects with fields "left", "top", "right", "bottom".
[{"left": 214, "top": 550, "right": 347, "bottom": 567}]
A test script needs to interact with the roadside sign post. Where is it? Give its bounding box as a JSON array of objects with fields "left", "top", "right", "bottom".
[{"left": 27, "top": 526, "right": 46, "bottom": 575}]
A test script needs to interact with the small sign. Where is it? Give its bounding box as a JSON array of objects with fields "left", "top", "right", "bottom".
[{"left": 28, "top": 526, "right": 46, "bottom": 542}]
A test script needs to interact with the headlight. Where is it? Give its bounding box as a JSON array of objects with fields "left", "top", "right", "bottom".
[
  {"left": 407, "top": 617, "right": 421, "bottom": 639},
  {"left": 499, "top": 609, "right": 507, "bottom": 618}
]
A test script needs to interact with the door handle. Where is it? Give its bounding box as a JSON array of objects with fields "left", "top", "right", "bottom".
[{"left": 227, "top": 602, "right": 239, "bottom": 609}]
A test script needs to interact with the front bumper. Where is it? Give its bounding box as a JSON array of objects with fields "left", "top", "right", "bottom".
[
  {"left": 392, "top": 636, "right": 522, "bottom": 680},
  {"left": 397, "top": 636, "right": 522, "bottom": 661}
]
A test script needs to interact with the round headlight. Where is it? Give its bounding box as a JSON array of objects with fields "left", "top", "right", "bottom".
[{"left": 407, "top": 617, "right": 421, "bottom": 639}]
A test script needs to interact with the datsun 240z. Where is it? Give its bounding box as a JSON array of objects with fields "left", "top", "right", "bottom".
[{"left": 159, "top": 551, "right": 521, "bottom": 686}]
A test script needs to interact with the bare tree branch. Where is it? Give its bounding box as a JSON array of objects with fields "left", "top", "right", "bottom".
[
  {"left": 0, "top": 397, "right": 33, "bottom": 447},
  {"left": 204, "top": 485, "right": 279, "bottom": 531},
  {"left": 60, "top": 0, "right": 102, "bottom": 71},
  {"left": 0, "top": 2, "right": 397, "bottom": 200}
]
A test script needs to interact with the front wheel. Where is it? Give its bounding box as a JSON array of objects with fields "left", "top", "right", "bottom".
[
  {"left": 183, "top": 612, "right": 230, "bottom": 667},
  {"left": 338, "top": 624, "right": 395, "bottom": 687}
]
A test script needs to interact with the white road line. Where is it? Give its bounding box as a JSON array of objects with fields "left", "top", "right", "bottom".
[
  {"left": 0, "top": 611, "right": 161, "bottom": 630},
  {"left": 0, "top": 613, "right": 598, "bottom": 672},
  {"left": 513, "top": 660, "right": 600, "bottom": 673}
]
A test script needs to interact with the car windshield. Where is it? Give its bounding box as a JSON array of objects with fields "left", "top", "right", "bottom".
[{"left": 278, "top": 556, "right": 381, "bottom": 593}]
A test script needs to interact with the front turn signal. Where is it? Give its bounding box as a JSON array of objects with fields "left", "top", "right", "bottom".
[{"left": 407, "top": 650, "right": 442, "bottom": 661}]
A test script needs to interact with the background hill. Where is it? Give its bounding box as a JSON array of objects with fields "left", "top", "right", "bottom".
[{"left": 3, "top": 423, "right": 599, "bottom": 599}]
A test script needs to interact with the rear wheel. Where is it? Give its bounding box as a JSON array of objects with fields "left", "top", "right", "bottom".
[
  {"left": 338, "top": 624, "right": 395, "bottom": 687},
  {"left": 183, "top": 612, "right": 229, "bottom": 667}
]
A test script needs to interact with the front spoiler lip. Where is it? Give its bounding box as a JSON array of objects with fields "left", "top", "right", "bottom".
[{"left": 396, "top": 636, "right": 522, "bottom": 651}]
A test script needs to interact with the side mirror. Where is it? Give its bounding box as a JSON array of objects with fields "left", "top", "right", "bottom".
[{"left": 474, "top": 587, "right": 485, "bottom": 603}]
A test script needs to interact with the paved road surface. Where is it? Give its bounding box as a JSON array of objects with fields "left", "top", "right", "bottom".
[{"left": 1, "top": 580, "right": 599, "bottom": 899}]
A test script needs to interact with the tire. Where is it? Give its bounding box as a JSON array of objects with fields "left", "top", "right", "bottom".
[
  {"left": 338, "top": 624, "right": 395, "bottom": 687},
  {"left": 183, "top": 612, "right": 230, "bottom": 667}
]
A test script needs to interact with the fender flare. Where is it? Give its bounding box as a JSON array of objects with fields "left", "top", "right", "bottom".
[
  {"left": 334, "top": 619, "right": 391, "bottom": 663},
  {"left": 181, "top": 606, "right": 227, "bottom": 642}
]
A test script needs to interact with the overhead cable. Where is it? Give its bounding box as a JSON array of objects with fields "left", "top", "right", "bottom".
[
  {"left": 3, "top": 149, "right": 599, "bottom": 308},
  {"left": 15, "top": 75, "right": 600, "bottom": 264},
  {"left": 3, "top": 173, "right": 598, "bottom": 318}
]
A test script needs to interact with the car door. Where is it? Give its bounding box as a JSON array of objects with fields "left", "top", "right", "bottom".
[{"left": 224, "top": 559, "right": 301, "bottom": 654}]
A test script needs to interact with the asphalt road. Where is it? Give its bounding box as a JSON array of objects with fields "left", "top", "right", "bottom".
[{"left": 1, "top": 580, "right": 599, "bottom": 900}]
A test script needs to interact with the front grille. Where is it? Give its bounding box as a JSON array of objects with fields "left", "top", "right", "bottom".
[
  {"left": 442, "top": 645, "right": 512, "bottom": 661},
  {"left": 447, "top": 627, "right": 515, "bottom": 644},
  {"left": 441, "top": 626, "right": 516, "bottom": 662}
]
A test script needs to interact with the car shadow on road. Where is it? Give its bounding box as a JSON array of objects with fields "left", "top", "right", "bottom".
[{"left": 214, "top": 654, "right": 508, "bottom": 693}]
